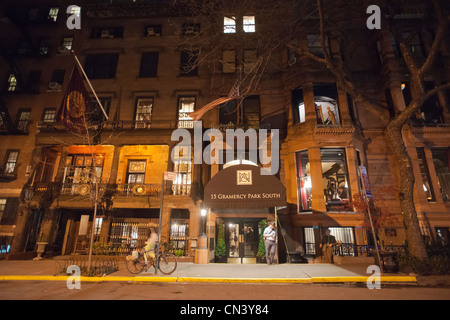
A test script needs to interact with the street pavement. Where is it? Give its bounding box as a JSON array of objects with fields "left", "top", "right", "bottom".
[{"left": 1, "top": 257, "right": 448, "bottom": 286}]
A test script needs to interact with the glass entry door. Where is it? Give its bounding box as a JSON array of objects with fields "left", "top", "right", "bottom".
[{"left": 226, "top": 220, "right": 259, "bottom": 263}]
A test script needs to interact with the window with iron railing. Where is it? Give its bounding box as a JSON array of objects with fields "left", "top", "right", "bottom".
[
  {"left": 62, "top": 154, "right": 105, "bottom": 195},
  {"left": 134, "top": 97, "right": 153, "bottom": 128},
  {"left": 303, "top": 227, "right": 356, "bottom": 257},
  {"left": 172, "top": 146, "right": 192, "bottom": 195},
  {"left": 177, "top": 96, "right": 195, "bottom": 129}
]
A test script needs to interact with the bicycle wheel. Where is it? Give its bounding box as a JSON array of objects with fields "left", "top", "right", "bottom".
[
  {"left": 157, "top": 251, "right": 177, "bottom": 275},
  {"left": 126, "top": 254, "right": 146, "bottom": 274}
]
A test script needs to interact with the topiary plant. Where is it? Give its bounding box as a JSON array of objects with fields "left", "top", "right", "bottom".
[
  {"left": 215, "top": 220, "right": 227, "bottom": 261},
  {"left": 257, "top": 219, "right": 268, "bottom": 260}
]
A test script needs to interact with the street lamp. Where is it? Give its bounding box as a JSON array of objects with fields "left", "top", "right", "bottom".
[
  {"left": 200, "top": 208, "right": 207, "bottom": 236},
  {"left": 197, "top": 207, "right": 209, "bottom": 264}
]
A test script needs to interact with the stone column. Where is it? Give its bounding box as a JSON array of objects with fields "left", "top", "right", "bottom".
[
  {"left": 302, "top": 82, "right": 317, "bottom": 124},
  {"left": 309, "top": 147, "right": 326, "bottom": 212},
  {"left": 345, "top": 146, "right": 361, "bottom": 200}
]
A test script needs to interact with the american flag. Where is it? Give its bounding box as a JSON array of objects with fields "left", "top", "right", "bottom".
[{"left": 189, "top": 80, "right": 240, "bottom": 121}]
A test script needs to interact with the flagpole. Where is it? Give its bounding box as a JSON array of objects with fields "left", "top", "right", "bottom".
[{"left": 71, "top": 51, "right": 109, "bottom": 121}]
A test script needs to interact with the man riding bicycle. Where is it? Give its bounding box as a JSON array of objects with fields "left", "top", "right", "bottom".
[{"left": 143, "top": 228, "right": 158, "bottom": 264}]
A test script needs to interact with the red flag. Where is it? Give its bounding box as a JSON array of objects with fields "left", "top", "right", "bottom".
[
  {"left": 189, "top": 80, "right": 240, "bottom": 121},
  {"left": 56, "top": 67, "right": 92, "bottom": 134}
]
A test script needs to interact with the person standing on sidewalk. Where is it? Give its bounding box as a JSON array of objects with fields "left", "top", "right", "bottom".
[
  {"left": 320, "top": 229, "right": 336, "bottom": 263},
  {"left": 264, "top": 221, "right": 277, "bottom": 265}
]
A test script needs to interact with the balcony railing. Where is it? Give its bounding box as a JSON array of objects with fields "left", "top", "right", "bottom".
[
  {"left": 103, "top": 120, "right": 176, "bottom": 130},
  {"left": 31, "top": 181, "right": 187, "bottom": 200},
  {"left": 215, "top": 122, "right": 271, "bottom": 131},
  {"left": 60, "top": 183, "right": 107, "bottom": 196},
  {"left": 37, "top": 120, "right": 176, "bottom": 132},
  {"left": 116, "top": 183, "right": 162, "bottom": 197}
]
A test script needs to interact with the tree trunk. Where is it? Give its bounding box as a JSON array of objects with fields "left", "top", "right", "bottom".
[{"left": 385, "top": 123, "right": 428, "bottom": 259}]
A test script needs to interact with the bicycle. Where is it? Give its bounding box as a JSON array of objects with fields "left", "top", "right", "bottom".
[{"left": 125, "top": 241, "right": 177, "bottom": 275}]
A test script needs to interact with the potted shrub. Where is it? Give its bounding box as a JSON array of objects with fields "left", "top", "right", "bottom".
[
  {"left": 215, "top": 220, "right": 227, "bottom": 263},
  {"left": 256, "top": 219, "right": 267, "bottom": 263}
]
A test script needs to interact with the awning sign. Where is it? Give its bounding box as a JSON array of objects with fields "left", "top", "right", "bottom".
[
  {"left": 359, "top": 165, "right": 372, "bottom": 199},
  {"left": 204, "top": 164, "right": 286, "bottom": 209}
]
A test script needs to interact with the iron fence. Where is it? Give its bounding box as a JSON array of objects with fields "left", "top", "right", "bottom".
[{"left": 54, "top": 255, "right": 121, "bottom": 276}]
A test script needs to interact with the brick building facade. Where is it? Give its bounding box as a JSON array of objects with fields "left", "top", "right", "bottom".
[{"left": 0, "top": 0, "right": 449, "bottom": 263}]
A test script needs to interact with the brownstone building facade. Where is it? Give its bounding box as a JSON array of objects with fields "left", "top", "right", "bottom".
[{"left": 0, "top": 0, "right": 449, "bottom": 264}]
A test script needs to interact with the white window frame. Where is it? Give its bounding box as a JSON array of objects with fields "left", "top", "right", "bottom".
[
  {"left": 224, "top": 16, "right": 236, "bottom": 33},
  {"left": 243, "top": 16, "right": 256, "bottom": 33},
  {"left": 177, "top": 96, "right": 195, "bottom": 129}
]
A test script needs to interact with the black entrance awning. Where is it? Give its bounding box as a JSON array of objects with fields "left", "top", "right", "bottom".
[{"left": 204, "top": 164, "right": 286, "bottom": 209}]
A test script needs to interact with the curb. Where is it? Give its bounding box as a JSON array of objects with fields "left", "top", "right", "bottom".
[{"left": 0, "top": 275, "right": 418, "bottom": 284}]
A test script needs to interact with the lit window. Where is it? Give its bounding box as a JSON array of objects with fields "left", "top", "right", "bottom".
[
  {"left": 172, "top": 146, "right": 192, "bottom": 195},
  {"left": 0, "top": 199, "right": 8, "bottom": 242},
  {"left": 48, "top": 7, "right": 59, "bottom": 21},
  {"left": 224, "top": 16, "right": 236, "bottom": 33},
  {"left": 94, "top": 217, "right": 103, "bottom": 236},
  {"left": 4, "top": 151, "right": 19, "bottom": 174},
  {"left": 61, "top": 37, "right": 74, "bottom": 50},
  {"left": 42, "top": 109, "right": 56, "bottom": 123},
  {"left": 135, "top": 98, "right": 153, "bottom": 125},
  {"left": 62, "top": 154, "right": 104, "bottom": 192},
  {"left": 177, "top": 97, "right": 195, "bottom": 129},
  {"left": 17, "top": 110, "right": 30, "bottom": 132},
  {"left": 417, "top": 148, "right": 435, "bottom": 201},
  {"left": 243, "top": 16, "right": 255, "bottom": 33},
  {"left": 127, "top": 160, "right": 146, "bottom": 184},
  {"left": 321, "top": 148, "right": 350, "bottom": 209},
  {"left": 306, "top": 227, "right": 358, "bottom": 257},
  {"left": 7, "top": 74, "right": 17, "bottom": 92},
  {"left": 296, "top": 150, "right": 312, "bottom": 211},
  {"left": 313, "top": 83, "right": 340, "bottom": 126},
  {"left": 0, "top": 199, "right": 6, "bottom": 211}
]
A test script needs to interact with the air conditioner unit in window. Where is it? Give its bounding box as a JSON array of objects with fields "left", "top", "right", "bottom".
[
  {"left": 147, "top": 28, "right": 160, "bottom": 36},
  {"left": 101, "top": 30, "right": 111, "bottom": 38},
  {"left": 184, "top": 26, "right": 198, "bottom": 35},
  {"left": 48, "top": 82, "right": 62, "bottom": 90},
  {"left": 58, "top": 46, "right": 71, "bottom": 54}
]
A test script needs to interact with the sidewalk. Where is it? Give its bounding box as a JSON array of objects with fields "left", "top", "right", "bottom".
[{"left": 0, "top": 258, "right": 441, "bottom": 286}]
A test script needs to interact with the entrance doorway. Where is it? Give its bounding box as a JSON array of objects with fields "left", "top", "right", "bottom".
[{"left": 225, "top": 219, "right": 260, "bottom": 264}]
